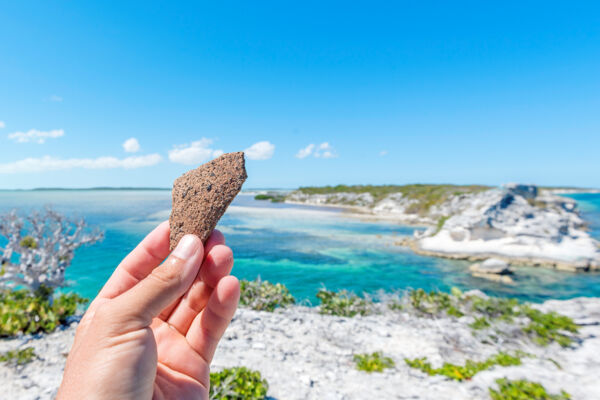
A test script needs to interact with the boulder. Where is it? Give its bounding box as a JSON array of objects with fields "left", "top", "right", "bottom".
[{"left": 469, "top": 258, "right": 514, "bottom": 284}]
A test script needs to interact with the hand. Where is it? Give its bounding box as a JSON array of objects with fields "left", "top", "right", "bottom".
[{"left": 57, "top": 221, "right": 240, "bottom": 400}]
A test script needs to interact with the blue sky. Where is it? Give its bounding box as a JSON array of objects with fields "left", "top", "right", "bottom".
[{"left": 0, "top": 1, "right": 599, "bottom": 189}]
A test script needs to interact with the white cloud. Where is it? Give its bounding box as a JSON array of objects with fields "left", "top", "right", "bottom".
[
  {"left": 168, "top": 138, "right": 223, "bottom": 165},
  {"left": 379, "top": 150, "right": 388, "bottom": 156},
  {"left": 244, "top": 141, "right": 275, "bottom": 160},
  {"left": 295, "top": 144, "right": 315, "bottom": 159},
  {"left": 49, "top": 95, "right": 63, "bottom": 102},
  {"left": 122, "top": 137, "right": 141, "bottom": 153},
  {"left": 296, "top": 142, "right": 337, "bottom": 159},
  {"left": 0, "top": 154, "right": 162, "bottom": 174},
  {"left": 8, "top": 129, "right": 64, "bottom": 144},
  {"left": 0, "top": 121, "right": 5, "bottom": 129}
]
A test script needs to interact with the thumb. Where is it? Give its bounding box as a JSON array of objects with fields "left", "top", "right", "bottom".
[{"left": 109, "top": 234, "right": 204, "bottom": 329}]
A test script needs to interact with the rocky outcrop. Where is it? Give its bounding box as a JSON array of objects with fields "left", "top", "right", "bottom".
[
  {"left": 469, "top": 259, "right": 514, "bottom": 284},
  {"left": 415, "top": 184, "right": 600, "bottom": 271},
  {"left": 286, "top": 184, "right": 600, "bottom": 271}
]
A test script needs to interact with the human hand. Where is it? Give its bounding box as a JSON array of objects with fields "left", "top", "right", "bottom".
[{"left": 57, "top": 221, "right": 240, "bottom": 400}]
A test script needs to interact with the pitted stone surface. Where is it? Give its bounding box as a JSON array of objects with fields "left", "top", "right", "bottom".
[{"left": 169, "top": 152, "right": 247, "bottom": 249}]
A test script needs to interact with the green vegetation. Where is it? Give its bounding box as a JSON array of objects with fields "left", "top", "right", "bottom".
[
  {"left": 0, "top": 347, "right": 36, "bottom": 366},
  {"left": 210, "top": 367, "right": 269, "bottom": 400},
  {"left": 489, "top": 378, "right": 571, "bottom": 400},
  {"left": 521, "top": 307, "right": 578, "bottom": 347},
  {"left": 353, "top": 352, "right": 395, "bottom": 373},
  {"left": 405, "top": 352, "right": 523, "bottom": 381},
  {"left": 297, "top": 184, "right": 489, "bottom": 214},
  {"left": 408, "top": 288, "right": 464, "bottom": 317},
  {"left": 394, "top": 288, "right": 578, "bottom": 348},
  {"left": 436, "top": 215, "right": 450, "bottom": 233},
  {"left": 19, "top": 235, "right": 38, "bottom": 249},
  {"left": 316, "top": 288, "right": 373, "bottom": 317},
  {"left": 254, "top": 193, "right": 286, "bottom": 203},
  {"left": 239, "top": 278, "right": 295, "bottom": 312},
  {"left": 0, "top": 289, "right": 88, "bottom": 337}
]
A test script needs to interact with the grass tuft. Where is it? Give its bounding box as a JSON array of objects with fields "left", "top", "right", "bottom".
[
  {"left": 239, "top": 278, "right": 295, "bottom": 312},
  {"left": 489, "top": 378, "right": 571, "bottom": 400},
  {"left": 210, "top": 367, "right": 269, "bottom": 400},
  {"left": 0, "top": 347, "right": 36, "bottom": 366}
]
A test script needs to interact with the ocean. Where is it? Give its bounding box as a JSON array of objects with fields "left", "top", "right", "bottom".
[{"left": 0, "top": 190, "right": 599, "bottom": 303}]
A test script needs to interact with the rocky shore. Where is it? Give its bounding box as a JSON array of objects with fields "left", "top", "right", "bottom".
[
  {"left": 285, "top": 184, "right": 600, "bottom": 271},
  {"left": 2, "top": 295, "right": 599, "bottom": 400}
]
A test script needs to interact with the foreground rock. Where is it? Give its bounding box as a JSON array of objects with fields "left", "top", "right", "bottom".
[
  {"left": 2, "top": 297, "right": 599, "bottom": 399},
  {"left": 469, "top": 259, "right": 514, "bottom": 284}
]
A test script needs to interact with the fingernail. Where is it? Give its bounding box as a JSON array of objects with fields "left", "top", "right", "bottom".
[{"left": 172, "top": 235, "right": 200, "bottom": 260}]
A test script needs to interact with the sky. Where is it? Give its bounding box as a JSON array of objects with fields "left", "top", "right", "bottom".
[{"left": 0, "top": 1, "right": 599, "bottom": 189}]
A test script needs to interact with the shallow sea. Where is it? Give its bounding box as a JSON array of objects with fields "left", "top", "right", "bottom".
[{"left": 0, "top": 190, "right": 599, "bottom": 303}]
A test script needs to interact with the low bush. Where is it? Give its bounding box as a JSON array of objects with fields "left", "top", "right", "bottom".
[
  {"left": 521, "top": 307, "right": 578, "bottom": 347},
  {"left": 407, "top": 288, "right": 463, "bottom": 317},
  {"left": 316, "top": 288, "right": 373, "bottom": 317},
  {"left": 254, "top": 194, "right": 286, "bottom": 203},
  {"left": 239, "top": 278, "right": 295, "bottom": 312},
  {"left": 0, "top": 289, "right": 87, "bottom": 337},
  {"left": 0, "top": 347, "right": 36, "bottom": 366},
  {"left": 354, "top": 352, "right": 395, "bottom": 373},
  {"left": 398, "top": 289, "right": 578, "bottom": 348},
  {"left": 210, "top": 367, "right": 269, "bottom": 400},
  {"left": 489, "top": 378, "right": 571, "bottom": 400},
  {"left": 405, "top": 352, "right": 523, "bottom": 381}
]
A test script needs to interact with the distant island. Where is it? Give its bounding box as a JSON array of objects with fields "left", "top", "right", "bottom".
[{"left": 256, "top": 184, "right": 600, "bottom": 273}]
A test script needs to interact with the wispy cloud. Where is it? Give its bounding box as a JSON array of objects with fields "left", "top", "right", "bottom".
[
  {"left": 295, "top": 144, "right": 315, "bottom": 159},
  {"left": 244, "top": 141, "right": 275, "bottom": 160},
  {"left": 0, "top": 154, "right": 162, "bottom": 174},
  {"left": 8, "top": 129, "right": 64, "bottom": 144},
  {"left": 49, "top": 95, "right": 63, "bottom": 102},
  {"left": 122, "top": 137, "right": 141, "bottom": 153},
  {"left": 168, "top": 138, "right": 223, "bottom": 165},
  {"left": 0, "top": 121, "right": 5, "bottom": 129},
  {"left": 379, "top": 150, "right": 388, "bottom": 156},
  {"left": 295, "top": 142, "right": 337, "bottom": 159}
]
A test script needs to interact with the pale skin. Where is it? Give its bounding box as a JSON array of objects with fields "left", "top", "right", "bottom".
[{"left": 57, "top": 221, "right": 240, "bottom": 400}]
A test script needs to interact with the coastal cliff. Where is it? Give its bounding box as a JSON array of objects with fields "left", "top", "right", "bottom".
[{"left": 283, "top": 184, "right": 600, "bottom": 271}]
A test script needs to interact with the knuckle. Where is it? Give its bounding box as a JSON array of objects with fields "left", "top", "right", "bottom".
[{"left": 149, "top": 259, "right": 184, "bottom": 286}]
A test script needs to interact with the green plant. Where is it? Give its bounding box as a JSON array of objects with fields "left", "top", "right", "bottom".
[
  {"left": 239, "top": 278, "right": 295, "bottom": 312},
  {"left": 210, "top": 367, "right": 268, "bottom": 400},
  {"left": 489, "top": 378, "right": 571, "bottom": 400},
  {"left": 0, "top": 289, "right": 88, "bottom": 337},
  {"left": 19, "top": 236, "right": 38, "bottom": 249},
  {"left": 405, "top": 352, "right": 523, "bottom": 381},
  {"left": 469, "top": 316, "right": 491, "bottom": 330},
  {"left": 0, "top": 347, "right": 36, "bottom": 365},
  {"left": 254, "top": 194, "right": 285, "bottom": 203},
  {"left": 521, "top": 307, "right": 578, "bottom": 347},
  {"left": 316, "top": 288, "right": 373, "bottom": 317},
  {"left": 353, "top": 352, "right": 395, "bottom": 373},
  {"left": 436, "top": 215, "right": 450, "bottom": 233},
  {"left": 408, "top": 289, "right": 463, "bottom": 317}
]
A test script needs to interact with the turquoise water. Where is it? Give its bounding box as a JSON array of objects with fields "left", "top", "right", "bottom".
[{"left": 0, "top": 190, "right": 599, "bottom": 303}]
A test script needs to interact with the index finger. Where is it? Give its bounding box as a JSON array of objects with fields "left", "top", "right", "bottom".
[{"left": 96, "top": 220, "right": 171, "bottom": 299}]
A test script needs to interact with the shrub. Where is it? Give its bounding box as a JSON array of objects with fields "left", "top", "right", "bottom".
[
  {"left": 0, "top": 347, "right": 36, "bottom": 366},
  {"left": 354, "top": 352, "right": 395, "bottom": 373},
  {"left": 210, "top": 367, "right": 268, "bottom": 400},
  {"left": 489, "top": 378, "right": 571, "bottom": 400},
  {"left": 521, "top": 307, "right": 578, "bottom": 347},
  {"left": 407, "top": 289, "right": 463, "bottom": 317},
  {"left": 316, "top": 288, "right": 373, "bottom": 317},
  {"left": 0, "top": 289, "right": 87, "bottom": 337},
  {"left": 0, "top": 208, "right": 103, "bottom": 292},
  {"left": 239, "top": 278, "right": 295, "bottom": 312},
  {"left": 405, "top": 352, "right": 523, "bottom": 381},
  {"left": 254, "top": 194, "right": 285, "bottom": 203}
]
